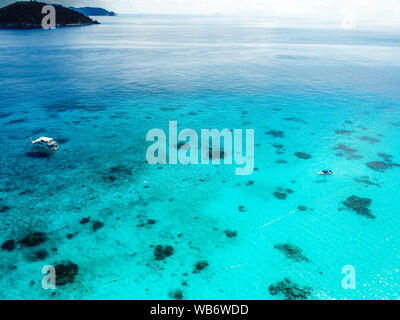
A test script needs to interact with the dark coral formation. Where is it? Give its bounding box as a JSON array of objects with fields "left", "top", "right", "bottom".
[
  {"left": 297, "top": 205, "right": 307, "bottom": 211},
  {"left": 109, "top": 112, "right": 129, "bottom": 119},
  {"left": 169, "top": 289, "right": 183, "bottom": 300},
  {"left": 334, "top": 130, "right": 352, "bottom": 136},
  {"left": 32, "top": 249, "right": 48, "bottom": 261},
  {"left": 154, "top": 245, "right": 174, "bottom": 260},
  {"left": 5, "top": 118, "right": 26, "bottom": 125},
  {"left": 273, "top": 187, "right": 293, "bottom": 200},
  {"left": 224, "top": 230, "right": 237, "bottom": 238},
  {"left": 388, "top": 121, "right": 400, "bottom": 127},
  {"left": 367, "top": 161, "right": 389, "bottom": 172},
  {"left": 294, "top": 152, "right": 312, "bottom": 160},
  {"left": 333, "top": 144, "right": 362, "bottom": 160},
  {"left": 54, "top": 261, "right": 79, "bottom": 286},
  {"left": 20, "top": 232, "right": 48, "bottom": 247},
  {"left": 342, "top": 196, "right": 375, "bottom": 219},
  {"left": 377, "top": 153, "right": 393, "bottom": 162},
  {"left": 44, "top": 102, "right": 105, "bottom": 113},
  {"left": 367, "top": 153, "right": 400, "bottom": 172},
  {"left": 359, "top": 136, "right": 379, "bottom": 144},
  {"left": 334, "top": 144, "right": 356, "bottom": 153},
  {"left": 19, "top": 189, "right": 33, "bottom": 196},
  {"left": 284, "top": 117, "right": 307, "bottom": 124},
  {"left": 269, "top": 278, "right": 312, "bottom": 300},
  {"left": 193, "top": 260, "right": 209, "bottom": 273},
  {"left": 110, "top": 165, "right": 133, "bottom": 176},
  {"left": 274, "top": 244, "right": 310, "bottom": 262},
  {"left": 80, "top": 217, "right": 90, "bottom": 224},
  {"left": 104, "top": 165, "right": 133, "bottom": 182},
  {"left": 273, "top": 191, "right": 287, "bottom": 200},
  {"left": 136, "top": 219, "right": 157, "bottom": 228},
  {"left": 0, "top": 112, "right": 11, "bottom": 119},
  {"left": 0, "top": 205, "right": 11, "bottom": 213},
  {"left": 105, "top": 175, "right": 115, "bottom": 182},
  {"left": 369, "top": 152, "right": 399, "bottom": 171},
  {"left": 160, "top": 106, "right": 181, "bottom": 111},
  {"left": 367, "top": 161, "right": 399, "bottom": 172},
  {"left": 266, "top": 130, "right": 284, "bottom": 138},
  {"left": 238, "top": 205, "right": 247, "bottom": 212},
  {"left": 354, "top": 176, "right": 380, "bottom": 187},
  {"left": 1, "top": 240, "right": 15, "bottom": 252},
  {"left": 92, "top": 220, "right": 104, "bottom": 231},
  {"left": 272, "top": 144, "right": 286, "bottom": 154}
]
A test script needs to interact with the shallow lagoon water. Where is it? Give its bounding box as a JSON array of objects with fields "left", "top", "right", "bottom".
[{"left": 1, "top": 15, "right": 400, "bottom": 299}]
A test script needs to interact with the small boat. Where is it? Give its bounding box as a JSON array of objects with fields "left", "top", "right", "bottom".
[
  {"left": 30, "top": 137, "right": 59, "bottom": 151},
  {"left": 318, "top": 170, "right": 332, "bottom": 175}
]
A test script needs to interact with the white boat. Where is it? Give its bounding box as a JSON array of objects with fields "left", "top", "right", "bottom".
[{"left": 30, "top": 137, "right": 59, "bottom": 151}]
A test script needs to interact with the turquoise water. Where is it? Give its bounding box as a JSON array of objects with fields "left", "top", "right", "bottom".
[{"left": 1, "top": 15, "right": 400, "bottom": 300}]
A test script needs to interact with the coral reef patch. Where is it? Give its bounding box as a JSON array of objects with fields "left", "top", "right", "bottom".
[
  {"left": 274, "top": 243, "right": 310, "bottom": 262},
  {"left": 342, "top": 195, "right": 374, "bottom": 219},
  {"left": 333, "top": 144, "right": 362, "bottom": 160},
  {"left": 92, "top": 220, "right": 104, "bottom": 232},
  {"left": 367, "top": 161, "right": 399, "bottom": 172},
  {"left": 224, "top": 230, "right": 237, "bottom": 238},
  {"left": 20, "top": 232, "right": 48, "bottom": 247},
  {"left": 1, "top": 240, "right": 15, "bottom": 252},
  {"left": 294, "top": 152, "right": 312, "bottom": 159},
  {"left": 54, "top": 261, "right": 79, "bottom": 286},
  {"left": 169, "top": 289, "right": 183, "bottom": 300},
  {"left": 193, "top": 260, "right": 209, "bottom": 273},
  {"left": 154, "top": 245, "right": 174, "bottom": 260},
  {"left": 266, "top": 130, "right": 284, "bottom": 138},
  {"left": 269, "top": 278, "right": 312, "bottom": 300}
]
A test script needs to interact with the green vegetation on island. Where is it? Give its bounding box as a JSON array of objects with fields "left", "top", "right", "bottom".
[{"left": 69, "top": 7, "right": 116, "bottom": 16}]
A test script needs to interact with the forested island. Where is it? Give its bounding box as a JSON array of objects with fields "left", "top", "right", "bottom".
[
  {"left": 69, "top": 7, "right": 116, "bottom": 16},
  {"left": 0, "top": 1, "right": 99, "bottom": 29}
]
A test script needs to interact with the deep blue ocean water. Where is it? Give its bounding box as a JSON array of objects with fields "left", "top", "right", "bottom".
[{"left": 1, "top": 15, "right": 400, "bottom": 299}]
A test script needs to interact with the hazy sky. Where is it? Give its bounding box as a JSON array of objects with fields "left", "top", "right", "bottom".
[{"left": 2, "top": 0, "right": 400, "bottom": 20}]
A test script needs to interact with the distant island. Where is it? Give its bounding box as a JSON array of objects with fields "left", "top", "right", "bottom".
[
  {"left": 0, "top": 1, "right": 99, "bottom": 29},
  {"left": 69, "top": 7, "right": 116, "bottom": 16}
]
